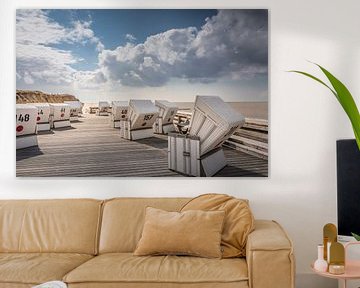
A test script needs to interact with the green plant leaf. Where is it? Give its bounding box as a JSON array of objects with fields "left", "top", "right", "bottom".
[
  {"left": 316, "top": 64, "right": 360, "bottom": 150},
  {"left": 289, "top": 64, "right": 360, "bottom": 150},
  {"left": 351, "top": 232, "right": 360, "bottom": 241},
  {"left": 288, "top": 70, "right": 338, "bottom": 99}
]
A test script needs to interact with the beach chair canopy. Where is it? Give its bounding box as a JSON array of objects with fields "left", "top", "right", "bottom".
[
  {"left": 16, "top": 104, "right": 38, "bottom": 136},
  {"left": 31, "top": 103, "right": 51, "bottom": 123},
  {"left": 155, "top": 100, "right": 178, "bottom": 110},
  {"left": 64, "top": 101, "right": 82, "bottom": 115},
  {"left": 129, "top": 100, "right": 159, "bottom": 130},
  {"left": 111, "top": 101, "right": 129, "bottom": 120},
  {"left": 189, "top": 95, "right": 245, "bottom": 155},
  {"left": 155, "top": 100, "right": 178, "bottom": 124},
  {"left": 49, "top": 103, "right": 71, "bottom": 121}
]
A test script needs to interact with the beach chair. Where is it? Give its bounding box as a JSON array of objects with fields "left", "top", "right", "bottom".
[
  {"left": 64, "top": 101, "right": 82, "bottom": 121},
  {"left": 153, "top": 100, "right": 178, "bottom": 134},
  {"left": 97, "top": 101, "right": 110, "bottom": 116},
  {"left": 110, "top": 101, "right": 128, "bottom": 128},
  {"left": 121, "top": 100, "right": 159, "bottom": 140},
  {"left": 32, "top": 103, "right": 51, "bottom": 132},
  {"left": 168, "top": 95, "right": 245, "bottom": 176},
  {"left": 80, "top": 102, "right": 84, "bottom": 114},
  {"left": 16, "top": 104, "right": 38, "bottom": 149},
  {"left": 49, "top": 103, "right": 71, "bottom": 129}
]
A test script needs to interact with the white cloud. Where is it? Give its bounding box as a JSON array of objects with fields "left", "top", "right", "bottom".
[
  {"left": 69, "top": 20, "right": 94, "bottom": 42},
  {"left": 189, "top": 10, "right": 268, "bottom": 79},
  {"left": 16, "top": 9, "right": 104, "bottom": 86},
  {"left": 23, "top": 72, "right": 34, "bottom": 84},
  {"left": 73, "top": 70, "right": 106, "bottom": 90},
  {"left": 16, "top": 10, "right": 67, "bottom": 45},
  {"left": 99, "top": 27, "right": 197, "bottom": 87},
  {"left": 98, "top": 10, "right": 268, "bottom": 87},
  {"left": 144, "top": 28, "right": 196, "bottom": 65},
  {"left": 17, "top": 43, "right": 77, "bottom": 84},
  {"left": 96, "top": 41, "right": 105, "bottom": 52},
  {"left": 16, "top": 9, "right": 268, "bottom": 94},
  {"left": 125, "top": 33, "right": 136, "bottom": 42},
  {"left": 68, "top": 20, "right": 104, "bottom": 51}
]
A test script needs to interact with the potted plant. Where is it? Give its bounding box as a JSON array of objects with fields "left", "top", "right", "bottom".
[
  {"left": 352, "top": 233, "right": 360, "bottom": 241},
  {"left": 291, "top": 63, "right": 360, "bottom": 241}
]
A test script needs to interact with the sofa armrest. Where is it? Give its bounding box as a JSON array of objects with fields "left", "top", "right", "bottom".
[{"left": 246, "top": 220, "right": 295, "bottom": 288}]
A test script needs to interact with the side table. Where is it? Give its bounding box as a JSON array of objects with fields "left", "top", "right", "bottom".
[{"left": 311, "top": 242, "right": 360, "bottom": 288}]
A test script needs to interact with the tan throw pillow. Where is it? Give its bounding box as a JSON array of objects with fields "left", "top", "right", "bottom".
[
  {"left": 181, "top": 193, "right": 254, "bottom": 258},
  {"left": 134, "top": 207, "right": 225, "bottom": 258}
]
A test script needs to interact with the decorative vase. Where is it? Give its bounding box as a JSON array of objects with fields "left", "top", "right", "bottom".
[{"left": 314, "top": 244, "right": 328, "bottom": 272}]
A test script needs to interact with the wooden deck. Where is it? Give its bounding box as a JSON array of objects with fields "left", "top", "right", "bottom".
[{"left": 16, "top": 114, "right": 268, "bottom": 177}]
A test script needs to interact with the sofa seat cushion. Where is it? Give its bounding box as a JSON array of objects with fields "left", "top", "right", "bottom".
[
  {"left": 0, "top": 253, "right": 93, "bottom": 285},
  {"left": 64, "top": 253, "right": 248, "bottom": 286}
]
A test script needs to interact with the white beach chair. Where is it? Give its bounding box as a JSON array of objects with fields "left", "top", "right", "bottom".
[
  {"left": 49, "top": 103, "right": 71, "bottom": 129},
  {"left": 153, "top": 100, "right": 178, "bottom": 134},
  {"left": 121, "top": 100, "right": 159, "bottom": 140},
  {"left": 168, "top": 95, "right": 245, "bottom": 176},
  {"left": 16, "top": 104, "right": 38, "bottom": 149},
  {"left": 32, "top": 103, "right": 51, "bottom": 132},
  {"left": 110, "top": 101, "right": 129, "bottom": 128},
  {"left": 189, "top": 95, "right": 245, "bottom": 155},
  {"left": 97, "top": 101, "right": 110, "bottom": 116},
  {"left": 64, "top": 101, "right": 82, "bottom": 121}
]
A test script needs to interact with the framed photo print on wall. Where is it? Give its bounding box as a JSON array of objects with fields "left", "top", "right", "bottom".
[{"left": 16, "top": 9, "right": 268, "bottom": 177}]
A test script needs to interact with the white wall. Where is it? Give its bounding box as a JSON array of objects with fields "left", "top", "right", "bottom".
[{"left": 1, "top": 1, "right": 359, "bottom": 287}]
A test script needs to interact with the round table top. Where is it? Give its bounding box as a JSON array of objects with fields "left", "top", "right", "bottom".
[{"left": 311, "top": 261, "right": 360, "bottom": 280}]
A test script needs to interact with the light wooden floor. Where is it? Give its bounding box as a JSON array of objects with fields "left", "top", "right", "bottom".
[{"left": 16, "top": 114, "right": 268, "bottom": 177}]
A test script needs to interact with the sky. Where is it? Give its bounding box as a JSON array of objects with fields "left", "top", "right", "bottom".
[{"left": 16, "top": 9, "right": 268, "bottom": 103}]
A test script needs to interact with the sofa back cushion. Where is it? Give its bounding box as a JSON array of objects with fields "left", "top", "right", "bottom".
[
  {"left": 181, "top": 194, "right": 254, "bottom": 258},
  {"left": 0, "top": 199, "right": 102, "bottom": 254},
  {"left": 99, "top": 198, "right": 189, "bottom": 253}
]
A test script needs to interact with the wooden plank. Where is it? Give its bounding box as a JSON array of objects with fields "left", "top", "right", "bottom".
[
  {"left": 16, "top": 113, "right": 268, "bottom": 177},
  {"left": 225, "top": 117, "right": 268, "bottom": 159},
  {"left": 242, "top": 123, "right": 268, "bottom": 132},
  {"left": 244, "top": 118, "right": 268, "bottom": 126},
  {"left": 224, "top": 139, "right": 268, "bottom": 156},
  {"left": 223, "top": 141, "right": 268, "bottom": 159},
  {"left": 234, "top": 129, "right": 268, "bottom": 142},
  {"left": 229, "top": 134, "right": 268, "bottom": 150}
]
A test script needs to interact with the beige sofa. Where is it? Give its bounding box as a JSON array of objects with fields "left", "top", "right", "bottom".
[{"left": 0, "top": 198, "right": 295, "bottom": 288}]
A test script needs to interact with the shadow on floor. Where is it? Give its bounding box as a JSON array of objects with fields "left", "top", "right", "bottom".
[
  {"left": 136, "top": 137, "right": 168, "bottom": 150},
  {"left": 16, "top": 146, "right": 44, "bottom": 161},
  {"left": 38, "top": 130, "right": 55, "bottom": 135},
  {"left": 53, "top": 126, "right": 76, "bottom": 131},
  {"left": 214, "top": 164, "right": 267, "bottom": 177}
]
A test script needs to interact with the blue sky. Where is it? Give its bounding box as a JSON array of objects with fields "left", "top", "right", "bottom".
[
  {"left": 46, "top": 9, "right": 218, "bottom": 71},
  {"left": 16, "top": 9, "right": 268, "bottom": 103}
]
